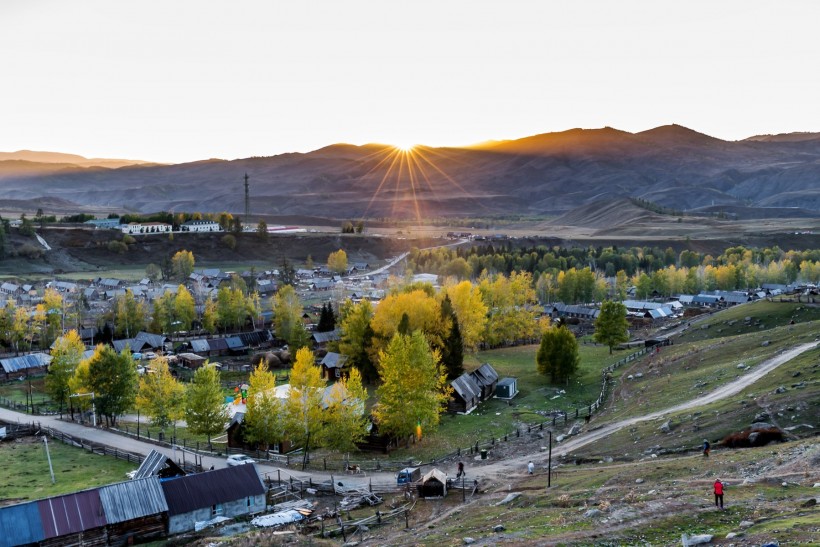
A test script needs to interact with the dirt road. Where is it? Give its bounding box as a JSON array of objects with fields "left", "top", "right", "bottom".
[{"left": 1, "top": 342, "right": 815, "bottom": 490}]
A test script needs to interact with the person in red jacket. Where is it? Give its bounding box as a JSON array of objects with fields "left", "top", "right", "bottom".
[{"left": 713, "top": 479, "right": 724, "bottom": 509}]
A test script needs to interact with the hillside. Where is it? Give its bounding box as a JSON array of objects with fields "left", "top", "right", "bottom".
[{"left": 2, "top": 125, "right": 820, "bottom": 218}]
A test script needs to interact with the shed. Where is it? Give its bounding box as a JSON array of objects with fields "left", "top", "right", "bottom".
[
  {"left": 470, "top": 363, "right": 499, "bottom": 401},
  {"left": 417, "top": 468, "right": 448, "bottom": 498},
  {"left": 38, "top": 489, "right": 108, "bottom": 544},
  {"left": 177, "top": 352, "right": 207, "bottom": 369},
  {"left": 495, "top": 377, "right": 519, "bottom": 399},
  {"left": 0, "top": 352, "right": 52, "bottom": 381},
  {"left": 320, "top": 352, "right": 348, "bottom": 379},
  {"left": 131, "top": 449, "right": 186, "bottom": 480},
  {"left": 448, "top": 373, "right": 481, "bottom": 414},
  {"left": 98, "top": 477, "right": 169, "bottom": 544},
  {"left": 161, "top": 464, "right": 266, "bottom": 534}
]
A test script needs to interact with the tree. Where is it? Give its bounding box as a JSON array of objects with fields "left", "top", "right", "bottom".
[
  {"left": 322, "top": 367, "right": 368, "bottom": 451},
  {"left": 256, "top": 220, "right": 268, "bottom": 240},
  {"left": 185, "top": 364, "right": 229, "bottom": 444},
  {"left": 479, "top": 271, "right": 538, "bottom": 347},
  {"left": 243, "top": 363, "right": 283, "bottom": 450},
  {"left": 272, "top": 285, "right": 309, "bottom": 349},
  {"left": 327, "top": 249, "right": 348, "bottom": 274},
  {"left": 317, "top": 302, "right": 336, "bottom": 332},
  {"left": 216, "top": 286, "right": 248, "bottom": 331},
  {"left": 145, "top": 263, "right": 162, "bottom": 283},
  {"left": 284, "top": 347, "right": 326, "bottom": 468},
  {"left": 202, "top": 298, "right": 218, "bottom": 333},
  {"left": 373, "top": 331, "right": 451, "bottom": 443},
  {"left": 171, "top": 250, "right": 195, "bottom": 282},
  {"left": 338, "top": 299, "right": 378, "bottom": 383},
  {"left": 113, "top": 290, "right": 146, "bottom": 338},
  {"left": 370, "top": 289, "right": 445, "bottom": 359},
  {"left": 437, "top": 295, "right": 464, "bottom": 381},
  {"left": 536, "top": 325, "right": 580, "bottom": 384},
  {"left": 72, "top": 344, "right": 138, "bottom": 427},
  {"left": 594, "top": 300, "right": 630, "bottom": 354},
  {"left": 444, "top": 281, "right": 488, "bottom": 352},
  {"left": 42, "top": 288, "right": 64, "bottom": 347},
  {"left": 136, "top": 357, "right": 185, "bottom": 432},
  {"left": 174, "top": 285, "right": 196, "bottom": 332},
  {"left": 45, "top": 330, "right": 84, "bottom": 416},
  {"left": 221, "top": 234, "right": 237, "bottom": 250}
]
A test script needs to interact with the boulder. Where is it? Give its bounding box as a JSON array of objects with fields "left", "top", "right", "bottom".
[
  {"left": 725, "top": 532, "right": 738, "bottom": 539},
  {"left": 760, "top": 542, "right": 779, "bottom": 547},
  {"left": 496, "top": 492, "right": 522, "bottom": 506},
  {"left": 660, "top": 420, "right": 673, "bottom": 433},
  {"left": 748, "top": 432, "right": 759, "bottom": 445},
  {"left": 681, "top": 533, "right": 713, "bottom": 545},
  {"left": 493, "top": 524, "right": 506, "bottom": 532},
  {"left": 775, "top": 386, "right": 787, "bottom": 394},
  {"left": 761, "top": 340, "right": 770, "bottom": 347},
  {"left": 568, "top": 423, "right": 583, "bottom": 436},
  {"left": 739, "top": 520, "right": 754, "bottom": 528},
  {"left": 583, "top": 508, "right": 601, "bottom": 518},
  {"left": 463, "top": 538, "right": 475, "bottom": 545},
  {"left": 635, "top": 478, "right": 645, "bottom": 484},
  {"left": 750, "top": 422, "right": 776, "bottom": 431},
  {"left": 753, "top": 412, "right": 770, "bottom": 422}
]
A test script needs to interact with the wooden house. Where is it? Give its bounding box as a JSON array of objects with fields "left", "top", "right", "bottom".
[
  {"left": 161, "top": 464, "right": 266, "bottom": 535},
  {"left": 177, "top": 352, "right": 207, "bottom": 369},
  {"left": 320, "top": 352, "right": 348, "bottom": 379},
  {"left": 0, "top": 352, "right": 52, "bottom": 381},
  {"left": 98, "top": 477, "right": 169, "bottom": 545},
  {"left": 470, "top": 363, "right": 499, "bottom": 401},
  {"left": 448, "top": 373, "right": 481, "bottom": 414}
]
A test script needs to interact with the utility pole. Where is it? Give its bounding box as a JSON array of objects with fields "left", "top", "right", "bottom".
[
  {"left": 547, "top": 430, "right": 552, "bottom": 488},
  {"left": 43, "top": 436, "right": 56, "bottom": 484},
  {"left": 244, "top": 173, "right": 250, "bottom": 225}
]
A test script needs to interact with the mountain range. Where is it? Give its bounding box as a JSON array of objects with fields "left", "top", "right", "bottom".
[{"left": 1, "top": 125, "right": 819, "bottom": 218}]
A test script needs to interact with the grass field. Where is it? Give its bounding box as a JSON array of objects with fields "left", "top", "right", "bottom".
[{"left": 0, "top": 437, "right": 137, "bottom": 506}]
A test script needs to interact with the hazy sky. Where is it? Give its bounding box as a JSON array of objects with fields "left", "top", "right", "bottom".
[{"left": 2, "top": 0, "right": 819, "bottom": 163}]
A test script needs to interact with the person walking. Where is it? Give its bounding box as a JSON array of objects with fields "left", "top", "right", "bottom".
[
  {"left": 527, "top": 461, "right": 535, "bottom": 475},
  {"left": 713, "top": 479, "right": 724, "bottom": 509},
  {"left": 456, "top": 461, "right": 464, "bottom": 479},
  {"left": 702, "top": 439, "right": 711, "bottom": 457}
]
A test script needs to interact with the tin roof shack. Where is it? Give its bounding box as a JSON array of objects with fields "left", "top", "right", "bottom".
[
  {"left": 0, "top": 501, "right": 44, "bottom": 547},
  {"left": 496, "top": 377, "right": 519, "bottom": 400},
  {"left": 448, "top": 373, "right": 481, "bottom": 414},
  {"left": 98, "top": 477, "right": 169, "bottom": 545},
  {"left": 177, "top": 352, "right": 207, "bottom": 369},
  {"left": 469, "top": 363, "right": 499, "bottom": 401},
  {"left": 320, "top": 352, "right": 348, "bottom": 379},
  {"left": 132, "top": 449, "right": 186, "bottom": 480},
  {"left": 161, "top": 464, "right": 266, "bottom": 535},
  {"left": 0, "top": 352, "right": 52, "bottom": 381},
  {"left": 37, "top": 489, "right": 108, "bottom": 546},
  {"left": 417, "top": 469, "right": 448, "bottom": 498}
]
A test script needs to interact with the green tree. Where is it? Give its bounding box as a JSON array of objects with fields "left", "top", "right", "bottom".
[
  {"left": 114, "top": 290, "right": 147, "bottom": 338},
  {"left": 437, "top": 294, "right": 464, "bottom": 380},
  {"left": 317, "top": 302, "right": 336, "bottom": 332},
  {"left": 536, "top": 325, "right": 580, "bottom": 384},
  {"left": 273, "top": 285, "right": 309, "bottom": 349},
  {"left": 322, "top": 367, "right": 368, "bottom": 451},
  {"left": 221, "top": 234, "right": 237, "bottom": 250},
  {"left": 284, "top": 347, "right": 326, "bottom": 468},
  {"left": 327, "top": 249, "right": 348, "bottom": 274},
  {"left": 338, "top": 299, "right": 378, "bottom": 383},
  {"left": 42, "top": 288, "right": 64, "bottom": 347},
  {"left": 171, "top": 250, "right": 195, "bottom": 282},
  {"left": 202, "top": 298, "right": 219, "bottom": 334},
  {"left": 136, "top": 357, "right": 185, "bottom": 432},
  {"left": 185, "top": 363, "right": 229, "bottom": 444},
  {"left": 72, "top": 344, "right": 138, "bottom": 427},
  {"left": 45, "top": 330, "right": 84, "bottom": 417},
  {"left": 243, "top": 363, "right": 284, "bottom": 450},
  {"left": 174, "top": 285, "right": 196, "bottom": 332},
  {"left": 145, "top": 263, "right": 162, "bottom": 283},
  {"left": 374, "top": 331, "right": 451, "bottom": 443},
  {"left": 593, "top": 300, "right": 630, "bottom": 354},
  {"left": 256, "top": 220, "right": 268, "bottom": 240}
]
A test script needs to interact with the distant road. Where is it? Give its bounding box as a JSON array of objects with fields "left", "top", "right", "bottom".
[{"left": 348, "top": 238, "right": 469, "bottom": 280}]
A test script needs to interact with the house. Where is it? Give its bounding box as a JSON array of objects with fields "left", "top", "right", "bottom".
[
  {"left": 180, "top": 219, "right": 221, "bottom": 232},
  {"left": 177, "top": 352, "right": 207, "bottom": 369},
  {"left": 48, "top": 280, "right": 78, "bottom": 293},
  {"left": 0, "top": 352, "right": 52, "bottom": 381},
  {"left": 448, "top": 373, "right": 481, "bottom": 414},
  {"left": 469, "top": 363, "right": 499, "bottom": 401},
  {"left": 33, "top": 489, "right": 109, "bottom": 545},
  {"left": 417, "top": 468, "right": 448, "bottom": 498},
  {"left": 98, "top": 477, "right": 169, "bottom": 545},
  {"left": 161, "top": 464, "right": 266, "bottom": 534},
  {"left": 312, "top": 329, "right": 340, "bottom": 346},
  {"left": 496, "top": 377, "right": 519, "bottom": 399},
  {"left": 0, "top": 282, "right": 20, "bottom": 296},
  {"left": 121, "top": 222, "right": 172, "bottom": 235},
  {"left": 84, "top": 218, "right": 121, "bottom": 229},
  {"left": 320, "top": 352, "right": 348, "bottom": 379}
]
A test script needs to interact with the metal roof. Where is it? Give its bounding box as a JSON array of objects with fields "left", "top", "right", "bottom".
[
  {"left": 0, "top": 502, "right": 44, "bottom": 547},
  {"left": 208, "top": 338, "right": 229, "bottom": 351},
  {"left": 320, "top": 352, "right": 347, "bottom": 368},
  {"left": 0, "top": 352, "right": 52, "bottom": 374},
  {"left": 37, "top": 490, "right": 107, "bottom": 539},
  {"left": 134, "top": 331, "right": 168, "bottom": 348},
  {"left": 226, "top": 336, "right": 246, "bottom": 350},
  {"left": 189, "top": 339, "right": 211, "bottom": 353},
  {"left": 98, "top": 477, "right": 168, "bottom": 524},
  {"left": 450, "top": 373, "right": 481, "bottom": 405},
  {"left": 312, "top": 330, "right": 340, "bottom": 344},
  {"left": 471, "top": 363, "right": 499, "bottom": 386},
  {"left": 130, "top": 449, "right": 184, "bottom": 480},
  {"left": 161, "top": 464, "right": 265, "bottom": 516}
]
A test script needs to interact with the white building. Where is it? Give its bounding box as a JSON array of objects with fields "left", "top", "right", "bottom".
[
  {"left": 121, "top": 222, "right": 172, "bottom": 234},
  {"left": 181, "top": 219, "right": 222, "bottom": 232}
]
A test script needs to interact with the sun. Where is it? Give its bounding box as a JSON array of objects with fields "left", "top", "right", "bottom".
[{"left": 393, "top": 142, "right": 416, "bottom": 152}]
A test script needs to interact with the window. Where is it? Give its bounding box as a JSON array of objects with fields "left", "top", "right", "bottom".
[
  {"left": 211, "top": 504, "right": 223, "bottom": 517},
  {"left": 247, "top": 496, "right": 256, "bottom": 508}
]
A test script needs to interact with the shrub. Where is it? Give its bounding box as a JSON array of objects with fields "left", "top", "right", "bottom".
[
  {"left": 122, "top": 234, "right": 136, "bottom": 245},
  {"left": 107, "top": 240, "right": 128, "bottom": 254},
  {"left": 221, "top": 234, "right": 237, "bottom": 250}
]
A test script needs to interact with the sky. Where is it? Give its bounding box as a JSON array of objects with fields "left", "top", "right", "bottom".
[{"left": 2, "top": 0, "right": 819, "bottom": 164}]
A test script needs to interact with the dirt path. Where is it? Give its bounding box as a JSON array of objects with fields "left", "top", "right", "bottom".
[{"left": 1, "top": 342, "right": 815, "bottom": 490}]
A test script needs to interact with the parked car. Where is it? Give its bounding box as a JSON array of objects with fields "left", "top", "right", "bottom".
[
  {"left": 226, "top": 454, "right": 255, "bottom": 467},
  {"left": 144, "top": 351, "right": 157, "bottom": 360}
]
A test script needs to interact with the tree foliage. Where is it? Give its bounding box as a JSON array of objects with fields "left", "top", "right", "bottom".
[
  {"left": 338, "top": 299, "right": 378, "bottom": 383},
  {"left": 136, "top": 357, "right": 185, "bottom": 431},
  {"left": 171, "top": 250, "right": 195, "bottom": 282},
  {"left": 71, "top": 344, "right": 138, "bottom": 427},
  {"left": 284, "top": 347, "right": 326, "bottom": 464},
  {"left": 594, "top": 300, "right": 630, "bottom": 354},
  {"left": 185, "top": 364, "right": 229, "bottom": 444},
  {"left": 243, "top": 363, "right": 283, "bottom": 450},
  {"left": 327, "top": 249, "right": 348, "bottom": 274},
  {"left": 113, "top": 290, "right": 147, "bottom": 338},
  {"left": 273, "top": 285, "right": 310, "bottom": 349},
  {"left": 45, "top": 330, "right": 84, "bottom": 414},
  {"left": 536, "top": 325, "right": 580, "bottom": 384},
  {"left": 479, "top": 271, "right": 538, "bottom": 347},
  {"left": 322, "top": 367, "right": 368, "bottom": 451},
  {"left": 370, "top": 289, "right": 445, "bottom": 360},
  {"left": 443, "top": 280, "right": 487, "bottom": 352},
  {"left": 373, "top": 331, "right": 451, "bottom": 442}
]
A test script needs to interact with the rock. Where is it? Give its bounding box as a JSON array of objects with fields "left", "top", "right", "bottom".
[
  {"left": 792, "top": 382, "right": 806, "bottom": 389},
  {"left": 760, "top": 542, "right": 779, "bottom": 547},
  {"left": 753, "top": 412, "right": 770, "bottom": 422},
  {"left": 800, "top": 498, "right": 816, "bottom": 507},
  {"left": 463, "top": 538, "right": 475, "bottom": 545},
  {"left": 736, "top": 363, "right": 746, "bottom": 369},
  {"left": 556, "top": 435, "right": 565, "bottom": 443},
  {"left": 635, "top": 478, "right": 644, "bottom": 484},
  {"left": 496, "top": 492, "right": 522, "bottom": 506},
  {"left": 627, "top": 374, "right": 634, "bottom": 380},
  {"left": 813, "top": 483, "right": 820, "bottom": 488},
  {"left": 748, "top": 432, "right": 759, "bottom": 444},
  {"left": 775, "top": 386, "right": 787, "bottom": 394},
  {"left": 681, "top": 533, "right": 713, "bottom": 545},
  {"left": 725, "top": 532, "right": 738, "bottom": 539},
  {"left": 493, "top": 524, "right": 506, "bottom": 532},
  {"left": 782, "top": 482, "right": 788, "bottom": 487},
  {"left": 568, "top": 423, "right": 583, "bottom": 435},
  {"left": 603, "top": 456, "right": 614, "bottom": 463},
  {"left": 744, "top": 316, "right": 751, "bottom": 322},
  {"left": 635, "top": 372, "right": 644, "bottom": 378},
  {"left": 739, "top": 520, "right": 754, "bottom": 528},
  {"left": 660, "top": 420, "right": 673, "bottom": 433},
  {"left": 750, "top": 422, "right": 776, "bottom": 431},
  {"left": 583, "top": 508, "right": 601, "bottom": 518},
  {"left": 761, "top": 340, "right": 770, "bottom": 347},
  {"left": 343, "top": 542, "right": 360, "bottom": 547},
  {"left": 792, "top": 371, "right": 801, "bottom": 377}
]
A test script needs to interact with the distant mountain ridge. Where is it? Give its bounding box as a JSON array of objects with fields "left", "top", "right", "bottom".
[
  {"left": 0, "top": 150, "right": 155, "bottom": 169},
  {"left": 1, "top": 125, "right": 819, "bottom": 217}
]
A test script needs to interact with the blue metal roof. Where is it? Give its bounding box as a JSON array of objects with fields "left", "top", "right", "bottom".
[{"left": 0, "top": 501, "right": 44, "bottom": 547}]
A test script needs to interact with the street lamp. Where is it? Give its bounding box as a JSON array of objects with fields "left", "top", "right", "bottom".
[{"left": 70, "top": 392, "right": 96, "bottom": 427}]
